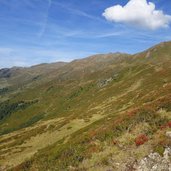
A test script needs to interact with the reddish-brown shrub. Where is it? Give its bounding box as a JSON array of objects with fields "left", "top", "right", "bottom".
[
  {"left": 87, "top": 144, "right": 100, "bottom": 154},
  {"left": 160, "top": 121, "right": 171, "bottom": 130},
  {"left": 160, "top": 124, "right": 168, "bottom": 130},
  {"left": 127, "top": 109, "right": 138, "bottom": 117},
  {"left": 135, "top": 134, "right": 148, "bottom": 146},
  {"left": 89, "top": 130, "right": 97, "bottom": 138},
  {"left": 168, "top": 121, "right": 171, "bottom": 128}
]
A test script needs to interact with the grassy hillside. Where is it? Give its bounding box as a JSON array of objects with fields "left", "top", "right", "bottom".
[{"left": 0, "top": 41, "right": 171, "bottom": 170}]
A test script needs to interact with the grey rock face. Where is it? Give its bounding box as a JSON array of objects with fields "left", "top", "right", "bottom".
[
  {"left": 166, "top": 132, "right": 171, "bottom": 139},
  {"left": 97, "top": 77, "right": 113, "bottom": 88},
  {"left": 134, "top": 148, "right": 171, "bottom": 171}
]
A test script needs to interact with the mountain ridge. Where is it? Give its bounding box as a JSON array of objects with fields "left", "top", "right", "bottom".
[{"left": 0, "top": 41, "right": 171, "bottom": 171}]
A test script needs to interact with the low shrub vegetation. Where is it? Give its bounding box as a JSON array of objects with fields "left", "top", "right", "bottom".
[
  {"left": 135, "top": 134, "right": 148, "bottom": 146},
  {"left": 0, "top": 100, "right": 38, "bottom": 121}
]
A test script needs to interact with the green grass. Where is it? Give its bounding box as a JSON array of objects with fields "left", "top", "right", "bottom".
[
  {"left": 0, "top": 100, "right": 38, "bottom": 121},
  {"left": 0, "top": 41, "right": 171, "bottom": 170}
]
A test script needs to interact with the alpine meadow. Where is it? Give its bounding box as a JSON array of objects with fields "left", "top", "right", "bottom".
[{"left": 0, "top": 0, "right": 171, "bottom": 171}]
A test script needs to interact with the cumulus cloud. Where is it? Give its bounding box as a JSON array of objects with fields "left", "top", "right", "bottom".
[{"left": 102, "top": 0, "right": 171, "bottom": 30}]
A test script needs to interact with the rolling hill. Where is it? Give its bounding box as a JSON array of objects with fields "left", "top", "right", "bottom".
[{"left": 0, "top": 41, "right": 171, "bottom": 171}]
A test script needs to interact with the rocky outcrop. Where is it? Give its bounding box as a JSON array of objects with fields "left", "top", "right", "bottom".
[
  {"left": 134, "top": 148, "right": 171, "bottom": 171},
  {"left": 97, "top": 77, "right": 113, "bottom": 88},
  {"left": 166, "top": 132, "right": 171, "bottom": 139}
]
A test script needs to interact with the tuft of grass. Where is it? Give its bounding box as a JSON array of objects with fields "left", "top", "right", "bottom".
[{"left": 154, "top": 145, "right": 165, "bottom": 156}]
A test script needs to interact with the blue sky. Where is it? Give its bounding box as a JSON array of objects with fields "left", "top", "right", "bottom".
[{"left": 0, "top": 0, "right": 171, "bottom": 68}]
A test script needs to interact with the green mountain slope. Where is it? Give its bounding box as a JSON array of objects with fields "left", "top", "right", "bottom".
[
  {"left": 0, "top": 41, "right": 171, "bottom": 171},
  {"left": 0, "top": 62, "right": 68, "bottom": 105}
]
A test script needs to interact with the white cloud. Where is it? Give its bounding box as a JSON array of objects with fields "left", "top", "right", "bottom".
[{"left": 102, "top": 0, "right": 171, "bottom": 30}]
